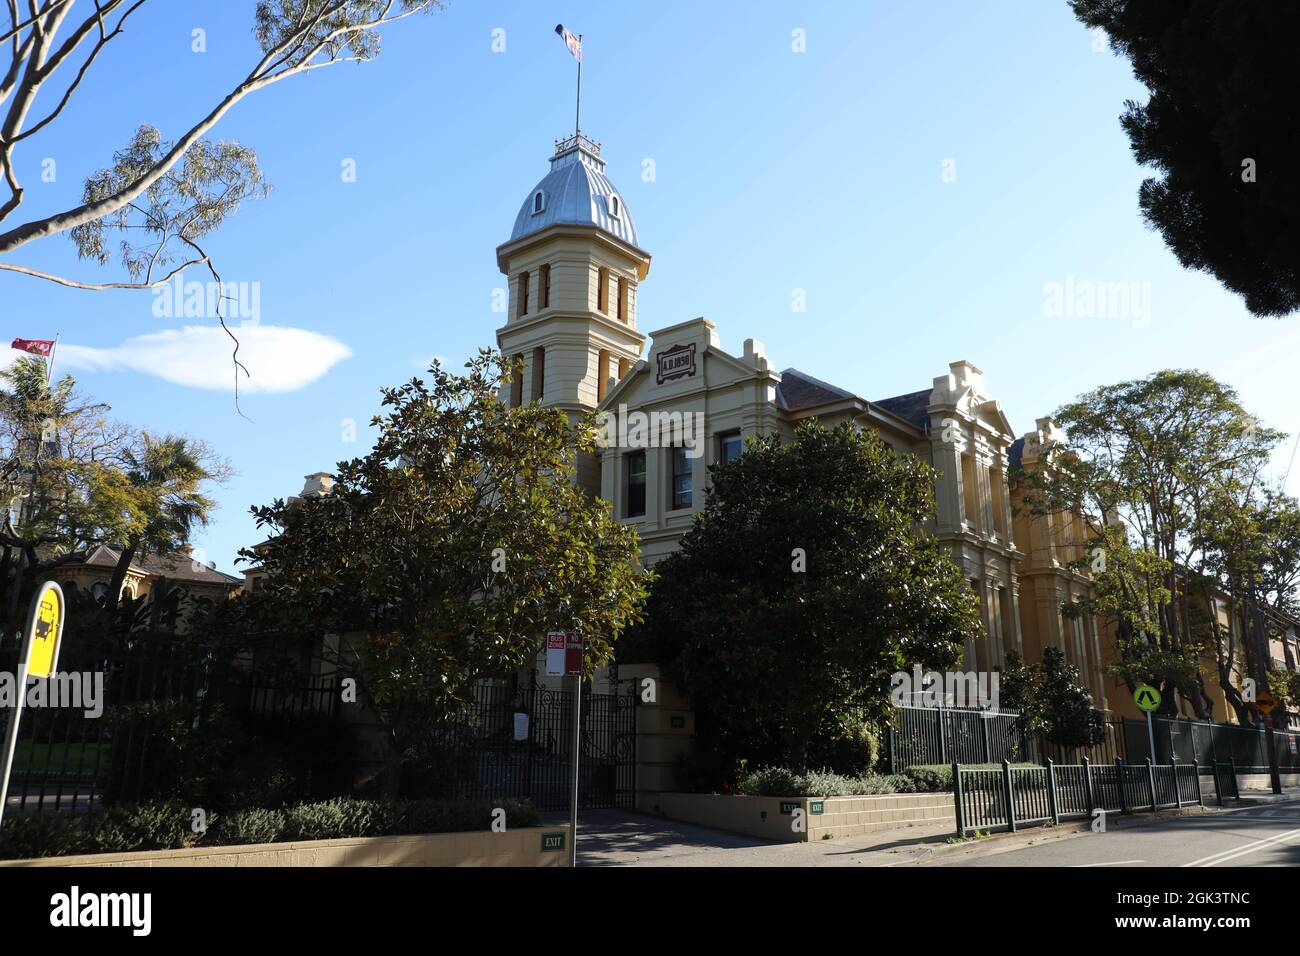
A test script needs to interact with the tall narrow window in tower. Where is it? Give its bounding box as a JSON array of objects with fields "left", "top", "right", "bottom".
[
  {"left": 597, "top": 349, "right": 610, "bottom": 401},
  {"left": 617, "top": 276, "right": 628, "bottom": 321},
  {"left": 625, "top": 451, "right": 646, "bottom": 518},
  {"left": 1000, "top": 587, "right": 1015, "bottom": 657},
  {"left": 531, "top": 346, "right": 545, "bottom": 401},
  {"left": 617, "top": 357, "right": 630, "bottom": 379},
  {"left": 540, "top": 264, "right": 550, "bottom": 309},
  {"left": 518, "top": 271, "right": 530, "bottom": 318},
  {"left": 510, "top": 353, "right": 524, "bottom": 407},
  {"left": 597, "top": 267, "right": 609, "bottom": 313},
  {"left": 990, "top": 465, "right": 1006, "bottom": 537},
  {"left": 961, "top": 452, "right": 980, "bottom": 530},
  {"left": 670, "top": 446, "right": 692, "bottom": 510}
]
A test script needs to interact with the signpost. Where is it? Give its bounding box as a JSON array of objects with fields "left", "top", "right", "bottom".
[
  {"left": 0, "top": 581, "right": 66, "bottom": 832},
  {"left": 1133, "top": 684, "right": 1161, "bottom": 765},
  {"left": 547, "top": 630, "right": 584, "bottom": 868}
]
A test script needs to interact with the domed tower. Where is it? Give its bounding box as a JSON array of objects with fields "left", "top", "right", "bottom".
[{"left": 496, "top": 133, "right": 650, "bottom": 495}]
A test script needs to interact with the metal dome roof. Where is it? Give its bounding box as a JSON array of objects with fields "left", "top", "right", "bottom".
[{"left": 509, "top": 134, "right": 638, "bottom": 247}]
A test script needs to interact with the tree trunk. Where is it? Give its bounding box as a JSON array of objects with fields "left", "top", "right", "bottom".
[{"left": 106, "top": 539, "right": 138, "bottom": 610}]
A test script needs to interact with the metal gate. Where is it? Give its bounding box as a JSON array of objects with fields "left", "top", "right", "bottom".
[{"left": 430, "top": 678, "right": 637, "bottom": 811}]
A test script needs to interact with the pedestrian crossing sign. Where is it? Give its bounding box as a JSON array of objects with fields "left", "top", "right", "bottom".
[{"left": 1134, "top": 684, "right": 1161, "bottom": 712}]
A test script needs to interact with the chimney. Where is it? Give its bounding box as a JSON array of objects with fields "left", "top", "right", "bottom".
[{"left": 301, "top": 472, "right": 335, "bottom": 497}]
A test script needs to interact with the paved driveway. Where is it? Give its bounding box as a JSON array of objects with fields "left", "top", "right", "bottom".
[{"left": 549, "top": 809, "right": 954, "bottom": 867}]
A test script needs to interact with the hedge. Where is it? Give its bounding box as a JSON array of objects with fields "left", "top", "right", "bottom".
[
  {"left": 0, "top": 797, "right": 541, "bottom": 861},
  {"left": 736, "top": 766, "right": 946, "bottom": 797}
]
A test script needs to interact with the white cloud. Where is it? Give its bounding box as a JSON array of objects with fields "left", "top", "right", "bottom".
[{"left": 52, "top": 323, "right": 351, "bottom": 393}]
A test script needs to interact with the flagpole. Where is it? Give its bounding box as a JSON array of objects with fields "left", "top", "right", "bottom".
[
  {"left": 46, "top": 333, "right": 58, "bottom": 386},
  {"left": 575, "top": 35, "right": 582, "bottom": 137}
]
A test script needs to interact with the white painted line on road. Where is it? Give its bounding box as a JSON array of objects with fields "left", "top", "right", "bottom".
[
  {"left": 1073, "top": 860, "right": 1144, "bottom": 867},
  {"left": 1182, "top": 825, "right": 1300, "bottom": 867}
]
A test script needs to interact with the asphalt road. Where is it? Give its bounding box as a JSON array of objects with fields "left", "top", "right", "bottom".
[{"left": 936, "top": 799, "right": 1300, "bottom": 867}]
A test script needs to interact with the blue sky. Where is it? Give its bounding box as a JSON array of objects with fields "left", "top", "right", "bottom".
[{"left": 2, "top": 0, "right": 1297, "bottom": 574}]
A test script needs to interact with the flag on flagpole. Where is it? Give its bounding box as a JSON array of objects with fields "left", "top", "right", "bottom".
[
  {"left": 11, "top": 338, "right": 54, "bottom": 357},
  {"left": 555, "top": 24, "right": 581, "bottom": 61}
]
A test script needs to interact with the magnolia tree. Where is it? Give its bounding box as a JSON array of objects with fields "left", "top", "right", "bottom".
[
  {"left": 240, "top": 352, "right": 647, "bottom": 791},
  {"left": 625, "top": 420, "right": 982, "bottom": 782}
]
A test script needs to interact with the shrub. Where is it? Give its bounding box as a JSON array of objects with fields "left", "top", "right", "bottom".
[
  {"left": 807, "top": 711, "right": 882, "bottom": 775},
  {"left": 213, "top": 807, "right": 287, "bottom": 846},
  {"left": 902, "top": 763, "right": 1040, "bottom": 792},
  {"left": 736, "top": 766, "right": 921, "bottom": 797},
  {"left": 903, "top": 765, "right": 952, "bottom": 791},
  {"left": 86, "top": 801, "right": 198, "bottom": 854},
  {"left": 0, "top": 812, "right": 86, "bottom": 859},
  {"left": 284, "top": 797, "right": 397, "bottom": 841}
]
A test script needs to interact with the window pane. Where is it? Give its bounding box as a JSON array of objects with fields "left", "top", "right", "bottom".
[
  {"left": 626, "top": 452, "right": 646, "bottom": 517},
  {"left": 672, "top": 447, "right": 692, "bottom": 509},
  {"left": 720, "top": 432, "right": 742, "bottom": 463}
]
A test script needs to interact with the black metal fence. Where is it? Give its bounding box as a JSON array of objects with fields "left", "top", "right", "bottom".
[
  {"left": 889, "top": 705, "right": 1031, "bottom": 768},
  {"left": 427, "top": 679, "right": 636, "bottom": 812},
  {"left": 1, "top": 633, "right": 339, "bottom": 816},
  {"left": 891, "top": 705, "right": 1300, "bottom": 776},
  {"left": 954, "top": 758, "right": 1205, "bottom": 835},
  {"left": 1120, "top": 714, "right": 1300, "bottom": 774}
]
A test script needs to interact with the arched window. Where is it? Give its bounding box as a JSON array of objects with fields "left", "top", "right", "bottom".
[
  {"left": 608, "top": 194, "right": 621, "bottom": 219},
  {"left": 533, "top": 190, "right": 545, "bottom": 214}
]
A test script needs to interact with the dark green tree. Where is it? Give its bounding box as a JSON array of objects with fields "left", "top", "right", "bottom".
[
  {"left": 627, "top": 420, "right": 981, "bottom": 779},
  {"left": 1000, "top": 648, "right": 1106, "bottom": 752},
  {"left": 241, "top": 352, "right": 647, "bottom": 788},
  {"left": 1073, "top": 1, "right": 1300, "bottom": 316}
]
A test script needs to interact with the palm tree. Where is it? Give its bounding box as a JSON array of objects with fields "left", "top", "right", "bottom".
[{"left": 105, "top": 433, "right": 218, "bottom": 607}]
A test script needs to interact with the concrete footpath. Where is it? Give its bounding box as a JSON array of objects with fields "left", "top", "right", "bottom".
[{"left": 557, "top": 787, "right": 1300, "bottom": 867}]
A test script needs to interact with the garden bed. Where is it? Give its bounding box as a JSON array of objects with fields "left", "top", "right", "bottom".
[
  {"left": 0, "top": 826, "right": 571, "bottom": 867},
  {"left": 0, "top": 797, "right": 545, "bottom": 863}
]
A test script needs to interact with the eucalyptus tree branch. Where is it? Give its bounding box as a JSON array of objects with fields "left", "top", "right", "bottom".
[
  {"left": 0, "top": 256, "right": 204, "bottom": 288},
  {"left": 0, "top": 0, "right": 437, "bottom": 255}
]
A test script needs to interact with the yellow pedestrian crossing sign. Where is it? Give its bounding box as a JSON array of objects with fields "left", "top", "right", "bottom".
[
  {"left": 1134, "top": 684, "right": 1161, "bottom": 712},
  {"left": 24, "top": 581, "right": 65, "bottom": 680}
]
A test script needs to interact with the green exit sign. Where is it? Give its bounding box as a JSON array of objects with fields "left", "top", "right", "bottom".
[
  {"left": 810, "top": 801, "right": 825, "bottom": 815},
  {"left": 779, "top": 801, "right": 800, "bottom": 815},
  {"left": 541, "top": 831, "right": 566, "bottom": 852}
]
